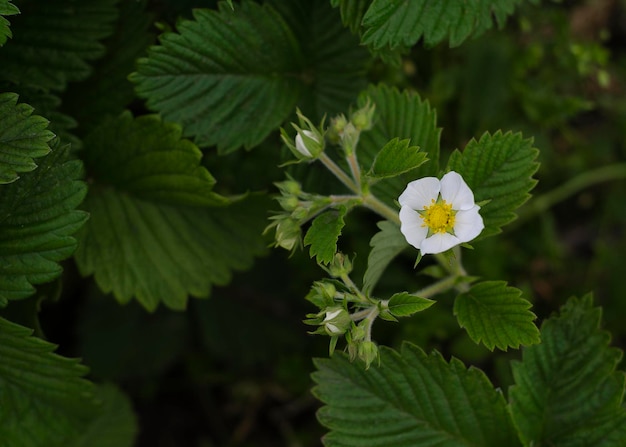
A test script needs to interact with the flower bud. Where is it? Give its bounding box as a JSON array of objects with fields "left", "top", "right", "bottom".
[
  {"left": 274, "top": 218, "right": 301, "bottom": 251},
  {"left": 322, "top": 306, "right": 351, "bottom": 336},
  {"left": 327, "top": 252, "right": 353, "bottom": 277},
  {"left": 327, "top": 114, "right": 348, "bottom": 144},
  {"left": 278, "top": 195, "right": 299, "bottom": 212},
  {"left": 351, "top": 100, "right": 375, "bottom": 131},
  {"left": 358, "top": 341, "right": 379, "bottom": 369},
  {"left": 275, "top": 178, "right": 302, "bottom": 196},
  {"left": 295, "top": 129, "right": 323, "bottom": 158}
]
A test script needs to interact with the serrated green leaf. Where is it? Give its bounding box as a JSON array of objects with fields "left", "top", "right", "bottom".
[
  {"left": 509, "top": 295, "right": 626, "bottom": 446},
  {"left": 72, "top": 384, "right": 138, "bottom": 447},
  {"left": 312, "top": 342, "right": 521, "bottom": 446},
  {"left": 387, "top": 292, "right": 434, "bottom": 317},
  {"left": 63, "top": 0, "right": 155, "bottom": 134},
  {"left": 447, "top": 131, "right": 539, "bottom": 240},
  {"left": 304, "top": 207, "right": 347, "bottom": 265},
  {"left": 0, "top": 0, "right": 19, "bottom": 47},
  {"left": 0, "top": 0, "right": 119, "bottom": 90},
  {"left": 453, "top": 281, "right": 540, "bottom": 351},
  {"left": 368, "top": 137, "right": 427, "bottom": 178},
  {"left": 81, "top": 112, "right": 228, "bottom": 207},
  {"left": 362, "top": 220, "right": 406, "bottom": 295},
  {"left": 330, "top": 0, "right": 371, "bottom": 34},
  {"left": 131, "top": 0, "right": 367, "bottom": 153},
  {"left": 0, "top": 316, "right": 98, "bottom": 447},
  {"left": 361, "top": 0, "right": 524, "bottom": 50},
  {"left": 358, "top": 84, "right": 441, "bottom": 206},
  {"left": 0, "top": 92, "right": 54, "bottom": 184},
  {"left": 0, "top": 143, "right": 88, "bottom": 306},
  {"left": 75, "top": 191, "right": 268, "bottom": 311}
]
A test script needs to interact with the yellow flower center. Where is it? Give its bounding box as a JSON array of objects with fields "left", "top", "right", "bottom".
[{"left": 420, "top": 199, "right": 456, "bottom": 235}]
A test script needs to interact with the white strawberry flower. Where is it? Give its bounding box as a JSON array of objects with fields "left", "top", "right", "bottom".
[{"left": 398, "top": 171, "right": 484, "bottom": 255}]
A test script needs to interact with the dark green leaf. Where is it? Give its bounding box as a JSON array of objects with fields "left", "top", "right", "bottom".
[
  {"left": 0, "top": 0, "right": 119, "bottom": 90},
  {"left": 313, "top": 342, "right": 521, "bottom": 446},
  {"left": 304, "top": 207, "right": 347, "bottom": 265},
  {"left": 81, "top": 112, "right": 228, "bottom": 206},
  {"left": 387, "top": 292, "right": 434, "bottom": 317},
  {"left": 0, "top": 0, "right": 19, "bottom": 46},
  {"left": 361, "top": 0, "right": 524, "bottom": 49},
  {"left": 453, "top": 281, "right": 540, "bottom": 351},
  {"left": 0, "top": 316, "right": 97, "bottom": 446},
  {"left": 0, "top": 92, "right": 54, "bottom": 184},
  {"left": 330, "top": 0, "right": 372, "bottom": 34},
  {"left": 368, "top": 137, "right": 427, "bottom": 178},
  {"left": 358, "top": 84, "right": 441, "bottom": 206},
  {"left": 362, "top": 220, "right": 406, "bottom": 295},
  {"left": 0, "top": 143, "right": 87, "bottom": 305},
  {"left": 509, "top": 295, "right": 626, "bottom": 446},
  {"left": 447, "top": 131, "right": 539, "bottom": 240}
]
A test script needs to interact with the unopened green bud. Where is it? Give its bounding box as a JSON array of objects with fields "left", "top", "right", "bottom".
[
  {"left": 328, "top": 252, "right": 353, "bottom": 277},
  {"left": 340, "top": 122, "right": 360, "bottom": 155},
  {"left": 358, "top": 341, "right": 379, "bottom": 369},
  {"left": 327, "top": 114, "right": 348, "bottom": 144},
  {"left": 278, "top": 196, "right": 299, "bottom": 212},
  {"left": 275, "top": 178, "right": 302, "bottom": 196},
  {"left": 295, "top": 129, "right": 324, "bottom": 158},
  {"left": 306, "top": 281, "right": 337, "bottom": 309},
  {"left": 351, "top": 100, "right": 375, "bottom": 131},
  {"left": 274, "top": 218, "right": 301, "bottom": 251}
]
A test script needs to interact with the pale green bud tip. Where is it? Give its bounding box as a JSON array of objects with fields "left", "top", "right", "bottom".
[
  {"left": 295, "top": 130, "right": 323, "bottom": 158},
  {"left": 322, "top": 306, "right": 351, "bottom": 336},
  {"left": 358, "top": 341, "right": 379, "bottom": 369},
  {"left": 351, "top": 101, "right": 375, "bottom": 131},
  {"left": 328, "top": 252, "right": 353, "bottom": 277},
  {"left": 274, "top": 218, "right": 301, "bottom": 251}
]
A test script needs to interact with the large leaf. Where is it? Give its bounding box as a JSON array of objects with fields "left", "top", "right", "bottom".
[
  {"left": 453, "top": 281, "right": 540, "bottom": 351},
  {"left": 0, "top": 92, "right": 54, "bottom": 184},
  {"left": 313, "top": 342, "right": 521, "bottom": 446},
  {"left": 357, "top": 84, "right": 441, "bottom": 206},
  {"left": 0, "top": 0, "right": 18, "bottom": 46},
  {"left": 0, "top": 316, "right": 96, "bottom": 446},
  {"left": 130, "top": 0, "right": 367, "bottom": 153},
  {"left": 0, "top": 0, "right": 119, "bottom": 90},
  {"left": 75, "top": 113, "right": 267, "bottom": 310},
  {"left": 509, "top": 295, "right": 626, "bottom": 446},
  {"left": 304, "top": 207, "right": 347, "bottom": 265},
  {"left": 447, "top": 131, "right": 539, "bottom": 240},
  {"left": 0, "top": 143, "right": 87, "bottom": 306},
  {"left": 362, "top": 220, "right": 407, "bottom": 295},
  {"left": 361, "top": 0, "right": 524, "bottom": 50},
  {"left": 330, "top": 0, "right": 372, "bottom": 34}
]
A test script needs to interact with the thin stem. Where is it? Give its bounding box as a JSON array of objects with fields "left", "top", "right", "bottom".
[
  {"left": 319, "top": 153, "right": 359, "bottom": 193},
  {"left": 415, "top": 274, "right": 460, "bottom": 299},
  {"left": 514, "top": 163, "right": 626, "bottom": 228},
  {"left": 350, "top": 308, "right": 373, "bottom": 322},
  {"left": 362, "top": 307, "right": 379, "bottom": 342},
  {"left": 340, "top": 273, "right": 369, "bottom": 304},
  {"left": 346, "top": 152, "right": 362, "bottom": 190},
  {"left": 362, "top": 193, "right": 401, "bottom": 224}
]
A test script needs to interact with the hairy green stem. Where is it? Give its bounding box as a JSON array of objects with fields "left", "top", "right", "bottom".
[
  {"left": 361, "top": 193, "right": 401, "bottom": 224},
  {"left": 319, "top": 153, "right": 359, "bottom": 192},
  {"left": 346, "top": 152, "right": 362, "bottom": 190},
  {"left": 415, "top": 274, "right": 462, "bottom": 299}
]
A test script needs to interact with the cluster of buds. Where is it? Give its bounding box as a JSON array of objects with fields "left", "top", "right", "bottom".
[
  {"left": 265, "top": 176, "right": 331, "bottom": 252},
  {"left": 280, "top": 109, "right": 325, "bottom": 160},
  {"left": 326, "top": 99, "right": 376, "bottom": 155}
]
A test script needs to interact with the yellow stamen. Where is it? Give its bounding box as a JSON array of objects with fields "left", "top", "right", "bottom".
[{"left": 420, "top": 198, "right": 456, "bottom": 235}]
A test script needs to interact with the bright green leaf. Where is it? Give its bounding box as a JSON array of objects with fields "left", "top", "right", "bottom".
[
  {"left": 453, "top": 281, "right": 540, "bottom": 351},
  {"left": 304, "top": 207, "right": 347, "bottom": 265},
  {"left": 0, "top": 92, "right": 54, "bottom": 184},
  {"left": 0, "top": 0, "right": 19, "bottom": 47},
  {"left": 81, "top": 112, "right": 228, "bottom": 207},
  {"left": 361, "top": 0, "right": 524, "bottom": 50},
  {"left": 447, "top": 131, "right": 539, "bottom": 240},
  {"left": 362, "top": 220, "right": 407, "bottom": 295},
  {"left": 312, "top": 342, "right": 521, "bottom": 446},
  {"left": 0, "top": 316, "right": 97, "bottom": 446},
  {"left": 72, "top": 384, "right": 138, "bottom": 447},
  {"left": 358, "top": 84, "right": 441, "bottom": 206},
  {"left": 387, "top": 292, "right": 434, "bottom": 317},
  {"left": 0, "top": 0, "right": 119, "bottom": 90},
  {"left": 509, "top": 294, "right": 626, "bottom": 446},
  {"left": 369, "top": 137, "right": 427, "bottom": 178},
  {"left": 0, "top": 143, "right": 88, "bottom": 306}
]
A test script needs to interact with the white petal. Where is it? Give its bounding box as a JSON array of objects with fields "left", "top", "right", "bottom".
[
  {"left": 420, "top": 232, "right": 460, "bottom": 254},
  {"left": 440, "top": 171, "right": 475, "bottom": 210},
  {"left": 295, "top": 130, "right": 314, "bottom": 157},
  {"left": 453, "top": 206, "right": 484, "bottom": 243},
  {"left": 399, "top": 206, "right": 428, "bottom": 249},
  {"left": 398, "top": 177, "right": 440, "bottom": 210}
]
